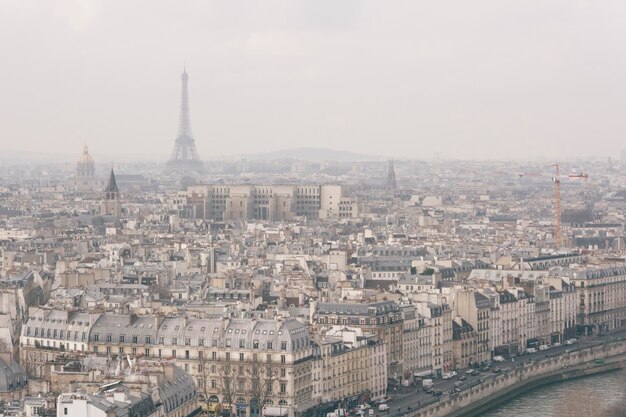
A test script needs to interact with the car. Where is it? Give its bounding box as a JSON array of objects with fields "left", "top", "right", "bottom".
[
  {"left": 454, "top": 381, "right": 464, "bottom": 387},
  {"left": 432, "top": 390, "right": 443, "bottom": 397},
  {"left": 492, "top": 368, "right": 501, "bottom": 374},
  {"left": 565, "top": 338, "right": 578, "bottom": 345},
  {"left": 459, "top": 375, "right": 467, "bottom": 381},
  {"left": 553, "top": 342, "right": 561, "bottom": 348},
  {"left": 526, "top": 348, "right": 538, "bottom": 354},
  {"left": 493, "top": 355, "right": 505, "bottom": 362},
  {"left": 539, "top": 344, "right": 550, "bottom": 351},
  {"left": 424, "top": 388, "right": 433, "bottom": 394},
  {"left": 453, "top": 387, "right": 462, "bottom": 393}
]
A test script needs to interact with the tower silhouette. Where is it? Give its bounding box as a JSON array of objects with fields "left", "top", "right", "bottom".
[
  {"left": 167, "top": 68, "right": 204, "bottom": 173},
  {"left": 387, "top": 160, "right": 397, "bottom": 190},
  {"left": 101, "top": 168, "right": 121, "bottom": 217}
]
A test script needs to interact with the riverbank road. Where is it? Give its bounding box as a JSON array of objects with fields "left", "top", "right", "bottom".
[{"left": 366, "top": 334, "right": 621, "bottom": 417}]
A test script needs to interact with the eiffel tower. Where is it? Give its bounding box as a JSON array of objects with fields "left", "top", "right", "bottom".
[{"left": 167, "top": 68, "right": 204, "bottom": 173}]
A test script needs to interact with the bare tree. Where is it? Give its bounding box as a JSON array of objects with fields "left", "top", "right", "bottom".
[
  {"left": 197, "top": 353, "right": 215, "bottom": 414},
  {"left": 246, "top": 357, "right": 279, "bottom": 417},
  {"left": 219, "top": 361, "right": 240, "bottom": 416},
  {"left": 19, "top": 348, "right": 43, "bottom": 379}
]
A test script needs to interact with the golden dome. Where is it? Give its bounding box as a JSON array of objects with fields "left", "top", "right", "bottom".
[{"left": 78, "top": 144, "right": 94, "bottom": 164}]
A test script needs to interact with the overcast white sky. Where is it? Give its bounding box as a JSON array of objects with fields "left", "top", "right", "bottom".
[{"left": 1, "top": 0, "right": 625, "bottom": 161}]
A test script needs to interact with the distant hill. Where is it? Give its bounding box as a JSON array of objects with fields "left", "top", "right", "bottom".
[{"left": 237, "top": 147, "right": 385, "bottom": 162}]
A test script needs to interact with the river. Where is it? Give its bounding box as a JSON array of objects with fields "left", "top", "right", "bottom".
[{"left": 483, "top": 369, "right": 626, "bottom": 416}]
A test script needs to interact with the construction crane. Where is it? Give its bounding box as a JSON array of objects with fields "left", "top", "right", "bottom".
[
  {"left": 519, "top": 164, "right": 588, "bottom": 249},
  {"left": 552, "top": 163, "right": 561, "bottom": 248}
]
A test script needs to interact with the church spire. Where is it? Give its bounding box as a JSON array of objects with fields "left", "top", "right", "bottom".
[{"left": 104, "top": 168, "right": 119, "bottom": 194}]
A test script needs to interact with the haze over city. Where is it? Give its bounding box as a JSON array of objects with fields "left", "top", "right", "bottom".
[
  {"left": 2, "top": 0, "right": 626, "bottom": 161},
  {"left": 2, "top": 3, "right": 626, "bottom": 417}
]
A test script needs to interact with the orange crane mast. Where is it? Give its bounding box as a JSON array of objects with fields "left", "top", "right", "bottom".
[
  {"left": 552, "top": 163, "right": 561, "bottom": 248},
  {"left": 519, "top": 164, "right": 588, "bottom": 249}
]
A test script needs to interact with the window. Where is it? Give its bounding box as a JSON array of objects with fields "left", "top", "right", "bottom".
[
  {"left": 267, "top": 341, "right": 273, "bottom": 350},
  {"left": 226, "top": 352, "right": 231, "bottom": 360},
  {"left": 159, "top": 337, "right": 164, "bottom": 344},
  {"left": 281, "top": 355, "right": 286, "bottom": 364},
  {"left": 173, "top": 338, "right": 178, "bottom": 345},
  {"left": 145, "top": 336, "right": 151, "bottom": 344},
  {"left": 132, "top": 336, "right": 138, "bottom": 344},
  {"left": 106, "top": 334, "right": 112, "bottom": 342},
  {"left": 226, "top": 339, "right": 231, "bottom": 347},
  {"left": 253, "top": 340, "right": 259, "bottom": 349},
  {"left": 93, "top": 346, "right": 98, "bottom": 353},
  {"left": 211, "top": 379, "right": 216, "bottom": 389},
  {"left": 280, "top": 383, "right": 286, "bottom": 393},
  {"left": 199, "top": 338, "right": 204, "bottom": 346},
  {"left": 239, "top": 353, "right": 244, "bottom": 362},
  {"left": 94, "top": 334, "right": 99, "bottom": 342},
  {"left": 281, "top": 341, "right": 287, "bottom": 351},
  {"left": 172, "top": 350, "right": 177, "bottom": 358},
  {"left": 119, "top": 335, "right": 125, "bottom": 343},
  {"left": 239, "top": 340, "right": 245, "bottom": 348},
  {"left": 212, "top": 352, "right": 217, "bottom": 360},
  {"left": 119, "top": 347, "right": 124, "bottom": 354},
  {"left": 280, "top": 368, "right": 286, "bottom": 377}
]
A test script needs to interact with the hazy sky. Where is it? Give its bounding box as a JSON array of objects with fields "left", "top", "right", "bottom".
[{"left": 1, "top": 0, "right": 626, "bottom": 161}]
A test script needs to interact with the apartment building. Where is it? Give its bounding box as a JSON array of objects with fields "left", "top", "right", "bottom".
[
  {"left": 314, "top": 326, "right": 387, "bottom": 404},
  {"left": 315, "top": 301, "right": 403, "bottom": 379},
  {"left": 452, "top": 290, "right": 490, "bottom": 364},
  {"left": 566, "top": 266, "right": 626, "bottom": 335},
  {"left": 21, "top": 313, "right": 314, "bottom": 417},
  {"left": 452, "top": 317, "right": 477, "bottom": 369},
  {"left": 179, "top": 185, "right": 359, "bottom": 221},
  {"left": 415, "top": 302, "right": 453, "bottom": 377}
]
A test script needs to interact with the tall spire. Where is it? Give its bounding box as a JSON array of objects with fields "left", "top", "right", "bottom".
[
  {"left": 177, "top": 67, "right": 192, "bottom": 138},
  {"left": 104, "top": 168, "right": 119, "bottom": 194},
  {"left": 387, "top": 160, "right": 397, "bottom": 190},
  {"left": 168, "top": 68, "right": 203, "bottom": 173}
]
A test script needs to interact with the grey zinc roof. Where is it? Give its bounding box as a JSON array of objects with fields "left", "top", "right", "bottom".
[
  {"left": 90, "top": 314, "right": 158, "bottom": 343},
  {"left": 157, "top": 365, "right": 197, "bottom": 414},
  {"left": 317, "top": 300, "right": 399, "bottom": 316},
  {"left": 23, "top": 309, "right": 93, "bottom": 342}
]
